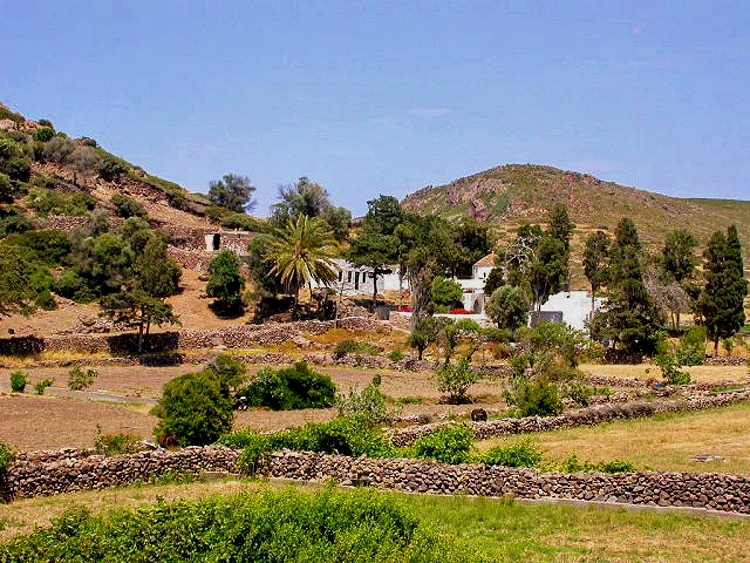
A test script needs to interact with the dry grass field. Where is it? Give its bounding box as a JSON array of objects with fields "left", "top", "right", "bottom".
[
  {"left": 476, "top": 402, "right": 750, "bottom": 474},
  {"left": 581, "top": 363, "right": 750, "bottom": 384}
]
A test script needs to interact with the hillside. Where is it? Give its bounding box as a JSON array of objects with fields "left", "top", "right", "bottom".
[
  {"left": 402, "top": 164, "right": 750, "bottom": 262},
  {"left": 0, "top": 101, "right": 216, "bottom": 235}
]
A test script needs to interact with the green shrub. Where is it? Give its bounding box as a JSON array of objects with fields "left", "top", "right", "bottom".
[
  {"left": 676, "top": 325, "right": 706, "bottom": 366},
  {"left": 93, "top": 425, "right": 141, "bottom": 456},
  {"left": 559, "top": 454, "right": 636, "bottom": 474},
  {"left": 67, "top": 365, "right": 98, "bottom": 391},
  {"left": 110, "top": 193, "right": 147, "bottom": 219},
  {"left": 0, "top": 488, "right": 472, "bottom": 562},
  {"left": 387, "top": 349, "right": 404, "bottom": 362},
  {"left": 51, "top": 269, "right": 95, "bottom": 303},
  {"left": 0, "top": 440, "right": 13, "bottom": 472},
  {"left": 34, "top": 378, "right": 54, "bottom": 395},
  {"left": 434, "top": 358, "right": 478, "bottom": 404},
  {"left": 220, "top": 416, "right": 395, "bottom": 473},
  {"left": 152, "top": 371, "right": 234, "bottom": 446},
  {"left": 478, "top": 440, "right": 544, "bottom": 468},
  {"left": 412, "top": 424, "right": 474, "bottom": 464},
  {"left": 654, "top": 339, "right": 691, "bottom": 385},
  {"left": 560, "top": 376, "right": 594, "bottom": 407},
  {"left": 9, "top": 370, "right": 27, "bottom": 393},
  {"left": 203, "top": 354, "right": 247, "bottom": 398},
  {"left": 236, "top": 361, "right": 336, "bottom": 411},
  {"left": 507, "top": 377, "right": 564, "bottom": 417},
  {"left": 333, "top": 339, "right": 378, "bottom": 360},
  {"left": 26, "top": 188, "right": 95, "bottom": 217},
  {"left": 336, "top": 376, "right": 391, "bottom": 424},
  {"left": 33, "top": 127, "right": 54, "bottom": 143}
]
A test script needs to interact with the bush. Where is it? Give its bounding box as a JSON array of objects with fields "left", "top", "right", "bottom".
[
  {"left": 478, "top": 440, "right": 544, "bottom": 468},
  {"left": 654, "top": 338, "right": 691, "bottom": 385},
  {"left": 411, "top": 424, "right": 474, "bottom": 464},
  {"left": 98, "top": 155, "right": 129, "bottom": 182},
  {"left": 236, "top": 361, "right": 336, "bottom": 411},
  {"left": 9, "top": 370, "right": 27, "bottom": 393},
  {"left": 407, "top": 318, "right": 439, "bottom": 360},
  {"left": 387, "top": 349, "right": 404, "bottom": 362},
  {"left": 333, "top": 339, "right": 378, "bottom": 360},
  {"left": 676, "top": 325, "right": 706, "bottom": 366},
  {"left": 0, "top": 488, "right": 471, "bottom": 562},
  {"left": 336, "top": 376, "right": 391, "bottom": 424},
  {"left": 434, "top": 359, "right": 478, "bottom": 404},
  {"left": 67, "top": 365, "right": 98, "bottom": 391},
  {"left": 203, "top": 354, "right": 247, "bottom": 398},
  {"left": 110, "top": 193, "right": 147, "bottom": 219},
  {"left": 52, "top": 269, "right": 95, "bottom": 302},
  {"left": 152, "top": 371, "right": 234, "bottom": 446},
  {"left": 34, "top": 378, "right": 54, "bottom": 395},
  {"left": 0, "top": 440, "right": 13, "bottom": 472},
  {"left": 32, "top": 127, "right": 54, "bottom": 143},
  {"left": 559, "top": 454, "right": 636, "bottom": 474},
  {"left": 93, "top": 425, "right": 141, "bottom": 456},
  {"left": 26, "top": 188, "right": 95, "bottom": 217},
  {"left": 508, "top": 377, "right": 564, "bottom": 417}
]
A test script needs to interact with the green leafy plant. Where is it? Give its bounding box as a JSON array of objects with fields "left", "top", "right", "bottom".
[
  {"left": 9, "top": 370, "right": 27, "bottom": 393},
  {"left": 654, "top": 338, "right": 691, "bottom": 385},
  {"left": 0, "top": 440, "right": 13, "bottom": 472},
  {"left": 67, "top": 365, "right": 98, "bottom": 391},
  {"left": 33, "top": 378, "right": 54, "bottom": 395},
  {"left": 387, "top": 349, "right": 404, "bottom": 362},
  {"left": 152, "top": 371, "right": 234, "bottom": 446},
  {"left": 93, "top": 425, "right": 141, "bottom": 456},
  {"left": 333, "top": 339, "right": 379, "bottom": 360},
  {"left": 506, "top": 376, "right": 564, "bottom": 417},
  {"left": 236, "top": 361, "right": 336, "bottom": 411},
  {"left": 411, "top": 424, "right": 474, "bottom": 464},
  {"left": 676, "top": 325, "right": 706, "bottom": 366},
  {"left": 110, "top": 193, "right": 147, "bottom": 219},
  {"left": 434, "top": 358, "right": 479, "bottom": 404},
  {"left": 335, "top": 376, "right": 392, "bottom": 425},
  {"left": 478, "top": 440, "right": 544, "bottom": 468}
]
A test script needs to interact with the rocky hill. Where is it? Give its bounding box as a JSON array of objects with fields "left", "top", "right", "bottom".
[
  {"left": 402, "top": 164, "right": 750, "bottom": 256},
  {"left": 0, "top": 101, "right": 219, "bottom": 245}
]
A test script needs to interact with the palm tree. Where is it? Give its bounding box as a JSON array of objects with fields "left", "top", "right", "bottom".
[{"left": 269, "top": 215, "right": 339, "bottom": 316}]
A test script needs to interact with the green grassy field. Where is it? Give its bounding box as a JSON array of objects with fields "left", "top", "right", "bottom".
[{"left": 1, "top": 480, "right": 748, "bottom": 562}]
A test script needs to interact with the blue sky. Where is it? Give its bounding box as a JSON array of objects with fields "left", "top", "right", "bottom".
[{"left": 2, "top": 1, "right": 748, "bottom": 215}]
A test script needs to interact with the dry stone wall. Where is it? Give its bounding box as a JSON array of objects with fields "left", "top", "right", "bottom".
[
  {"left": 267, "top": 451, "right": 750, "bottom": 514},
  {"left": 0, "top": 319, "right": 391, "bottom": 357},
  {"left": 4, "top": 446, "right": 750, "bottom": 514},
  {"left": 390, "top": 390, "right": 750, "bottom": 446},
  {"left": 3, "top": 446, "right": 239, "bottom": 500}
]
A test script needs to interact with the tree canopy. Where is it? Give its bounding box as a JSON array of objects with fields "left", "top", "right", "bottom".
[{"left": 208, "top": 174, "right": 257, "bottom": 213}]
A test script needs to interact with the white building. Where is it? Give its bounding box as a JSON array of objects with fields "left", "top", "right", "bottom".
[
  {"left": 455, "top": 253, "right": 497, "bottom": 314},
  {"left": 310, "top": 259, "right": 408, "bottom": 296},
  {"left": 536, "top": 290, "right": 606, "bottom": 331}
]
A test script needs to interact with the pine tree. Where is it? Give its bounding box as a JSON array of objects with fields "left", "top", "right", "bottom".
[
  {"left": 583, "top": 230, "right": 610, "bottom": 312},
  {"left": 697, "top": 225, "right": 748, "bottom": 354},
  {"left": 591, "top": 218, "right": 661, "bottom": 356}
]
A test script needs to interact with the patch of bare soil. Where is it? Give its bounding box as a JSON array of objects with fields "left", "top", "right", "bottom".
[{"left": 0, "top": 394, "right": 156, "bottom": 451}]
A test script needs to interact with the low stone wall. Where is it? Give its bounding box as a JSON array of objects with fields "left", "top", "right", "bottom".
[
  {"left": 390, "top": 390, "right": 750, "bottom": 446},
  {"left": 2, "top": 446, "right": 239, "bottom": 500},
  {"left": 267, "top": 451, "right": 750, "bottom": 514},
  {"left": 704, "top": 356, "right": 748, "bottom": 367},
  {"left": 0, "top": 319, "right": 391, "bottom": 357},
  {"left": 4, "top": 446, "right": 750, "bottom": 514}
]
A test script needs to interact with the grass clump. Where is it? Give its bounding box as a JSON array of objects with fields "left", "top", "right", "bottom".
[
  {"left": 333, "top": 339, "right": 379, "bottom": 360},
  {"left": 0, "top": 487, "right": 475, "bottom": 562}
]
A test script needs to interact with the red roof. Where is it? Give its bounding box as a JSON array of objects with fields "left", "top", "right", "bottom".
[{"left": 473, "top": 253, "right": 497, "bottom": 269}]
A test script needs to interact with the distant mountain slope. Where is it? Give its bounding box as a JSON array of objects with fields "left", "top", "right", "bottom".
[{"left": 402, "top": 164, "right": 750, "bottom": 258}]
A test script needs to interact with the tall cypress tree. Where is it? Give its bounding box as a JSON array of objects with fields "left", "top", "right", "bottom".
[
  {"left": 697, "top": 225, "right": 748, "bottom": 354},
  {"left": 591, "top": 218, "right": 661, "bottom": 356}
]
